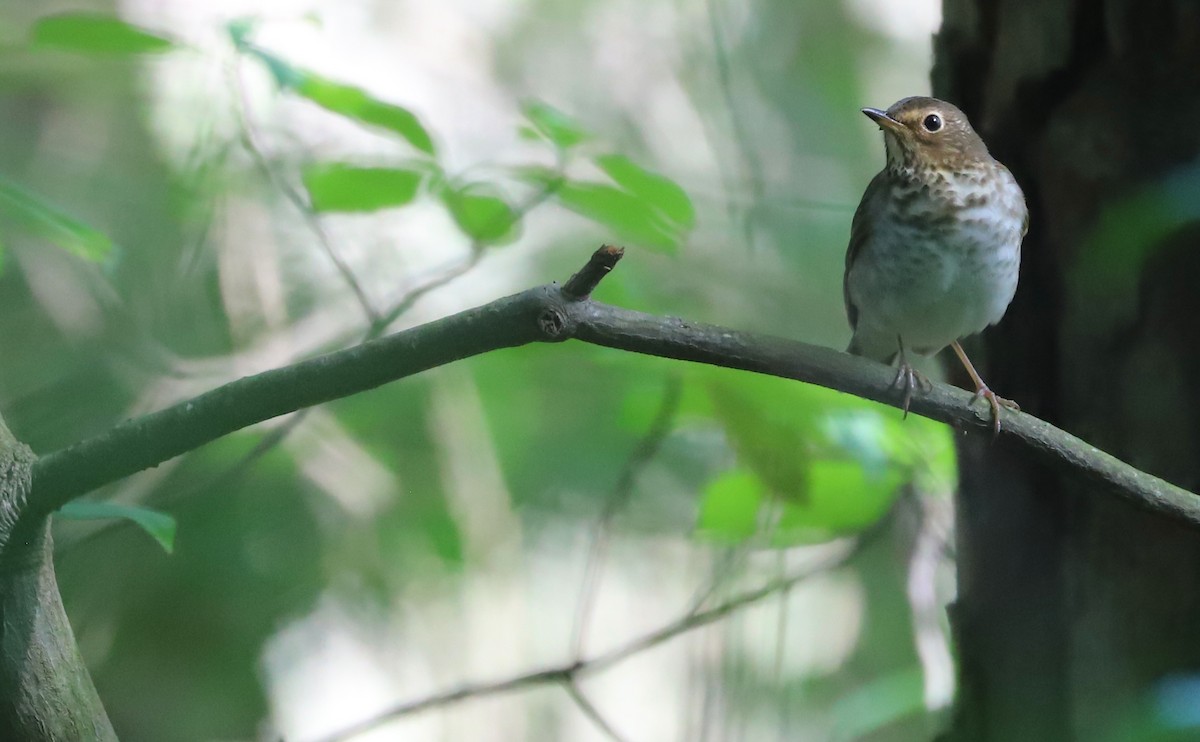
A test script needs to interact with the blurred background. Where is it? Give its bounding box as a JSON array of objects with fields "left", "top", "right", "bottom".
[{"left": 0, "top": 0, "right": 958, "bottom": 740}]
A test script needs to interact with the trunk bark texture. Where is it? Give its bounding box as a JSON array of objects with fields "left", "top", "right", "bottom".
[
  {"left": 935, "top": 0, "right": 1200, "bottom": 738},
  {"left": 0, "top": 418, "right": 115, "bottom": 740}
]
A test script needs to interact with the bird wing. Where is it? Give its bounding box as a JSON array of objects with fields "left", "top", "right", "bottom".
[{"left": 843, "top": 172, "right": 886, "bottom": 333}]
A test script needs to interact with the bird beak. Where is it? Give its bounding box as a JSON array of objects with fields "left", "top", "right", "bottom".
[{"left": 862, "top": 107, "right": 904, "bottom": 134}]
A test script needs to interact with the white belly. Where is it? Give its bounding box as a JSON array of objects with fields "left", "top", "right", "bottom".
[{"left": 847, "top": 170, "right": 1024, "bottom": 358}]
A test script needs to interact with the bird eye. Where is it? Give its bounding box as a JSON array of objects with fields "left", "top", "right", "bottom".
[{"left": 922, "top": 114, "right": 943, "bottom": 132}]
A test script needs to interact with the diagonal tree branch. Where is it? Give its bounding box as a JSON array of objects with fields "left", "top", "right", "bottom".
[
  {"left": 27, "top": 246, "right": 1200, "bottom": 528},
  {"left": 310, "top": 664, "right": 578, "bottom": 742}
]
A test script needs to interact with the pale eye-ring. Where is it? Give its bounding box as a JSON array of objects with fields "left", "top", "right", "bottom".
[{"left": 922, "top": 113, "right": 943, "bottom": 132}]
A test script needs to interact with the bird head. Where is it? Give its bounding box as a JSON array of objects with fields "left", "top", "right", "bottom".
[{"left": 862, "top": 97, "right": 990, "bottom": 172}]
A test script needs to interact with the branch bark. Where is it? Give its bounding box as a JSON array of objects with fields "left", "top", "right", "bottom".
[{"left": 29, "top": 246, "right": 1200, "bottom": 529}]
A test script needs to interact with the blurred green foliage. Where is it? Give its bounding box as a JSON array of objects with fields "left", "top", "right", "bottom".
[
  {"left": 1078, "top": 165, "right": 1200, "bottom": 319},
  {"left": 301, "top": 163, "right": 425, "bottom": 212},
  {"left": 440, "top": 182, "right": 522, "bottom": 245},
  {"left": 58, "top": 500, "right": 177, "bottom": 553},
  {"left": 0, "top": 174, "right": 113, "bottom": 267},
  {"left": 700, "top": 368, "right": 951, "bottom": 544},
  {"left": 830, "top": 667, "right": 926, "bottom": 740},
  {"left": 0, "top": 2, "right": 954, "bottom": 740},
  {"left": 30, "top": 12, "right": 176, "bottom": 55},
  {"left": 236, "top": 29, "right": 437, "bottom": 156}
]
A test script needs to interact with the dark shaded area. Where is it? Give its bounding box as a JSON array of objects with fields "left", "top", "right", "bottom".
[{"left": 936, "top": 0, "right": 1200, "bottom": 737}]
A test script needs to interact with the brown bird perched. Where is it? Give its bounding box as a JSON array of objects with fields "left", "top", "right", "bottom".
[{"left": 844, "top": 96, "right": 1027, "bottom": 434}]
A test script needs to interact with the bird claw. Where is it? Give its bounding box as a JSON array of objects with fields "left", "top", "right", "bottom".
[
  {"left": 891, "top": 363, "right": 930, "bottom": 419},
  {"left": 916, "top": 372, "right": 934, "bottom": 394},
  {"left": 969, "top": 386, "right": 1019, "bottom": 437}
]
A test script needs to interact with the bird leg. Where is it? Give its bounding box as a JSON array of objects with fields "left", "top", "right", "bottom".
[
  {"left": 950, "top": 340, "right": 1018, "bottom": 436},
  {"left": 891, "top": 336, "right": 931, "bottom": 419}
]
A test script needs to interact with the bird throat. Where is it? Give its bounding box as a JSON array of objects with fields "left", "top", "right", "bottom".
[
  {"left": 883, "top": 132, "right": 911, "bottom": 172},
  {"left": 882, "top": 132, "right": 972, "bottom": 189},
  {"left": 882, "top": 128, "right": 988, "bottom": 182}
]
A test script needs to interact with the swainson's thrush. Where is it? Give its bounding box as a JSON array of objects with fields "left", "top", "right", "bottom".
[{"left": 844, "top": 96, "right": 1027, "bottom": 433}]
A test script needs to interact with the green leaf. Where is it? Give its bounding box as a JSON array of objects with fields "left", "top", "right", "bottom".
[
  {"left": 226, "top": 17, "right": 257, "bottom": 50},
  {"left": 0, "top": 176, "right": 113, "bottom": 262},
  {"left": 697, "top": 469, "right": 764, "bottom": 543},
  {"left": 58, "top": 501, "right": 176, "bottom": 554},
  {"left": 830, "top": 667, "right": 925, "bottom": 741},
  {"left": 517, "top": 125, "right": 543, "bottom": 141},
  {"left": 441, "top": 184, "right": 521, "bottom": 245},
  {"left": 243, "top": 47, "right": 435, "bottom": 155},
  {"left": 555, "top": 181, "right": 681, "bottom": 252},
  {"left": 594, "top": 153, "right": 695, "bottom": 229},
  {"left": 702, "top": 369, "right": 932, "bottom": 542},
  {"left": 773, "top": 459, "right": 903, "bottom": 544},
  {"left": 302, "top": 163, "right": 423, "bottom": 212},
  {"left": 518, "top": 159, "right": 690, "bottom": 251},
  {"left": 296, "top": 76, "right": 436, "bottom": 155},
  {"left": 513, "top": 165, "right": 563, "bottom": 187},
  {"left": 240, "top": 45, "right": 303, "bottom": 87},
  {"left": 705, "top": 373, "right": 820, "bottom": 502},
  {"left": 521, "top": 100, "right": 589, "bottom": 150},
  {"left": 30, "top": 13, "right": 175, "bottom": 55}
]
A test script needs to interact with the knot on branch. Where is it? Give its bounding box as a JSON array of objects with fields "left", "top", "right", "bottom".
[
  {"left": 561, "top": 245, "right": 624, "bottom": 300},
  {"left": 537, "top": 308, "right": 569, "bottom": 339}
]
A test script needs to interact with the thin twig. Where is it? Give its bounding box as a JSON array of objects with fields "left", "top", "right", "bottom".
[
  {"left": 181, "top": 170, "right": 562, "bottom": 502},
  {"left": 563, "top": 245, "right": 625, "bottom": 300},
  {"left": 375, "top": 171, "right": 562, "bottom": 329},
  {"left": 580, "top": 537, "right": 868, "bottom": 677},
  {"left": 230, "top": 62, "right": 382, "bottom": 325},
  {"left": 563, "top": 681, "right": 630, "bottom": 742},
  {"left": 705, "top": 0, "right": 767, "bottom": 251},
  {"left": 685, "top": 491, "right": 791, "bottom": 624},
  {"left": 56, "top": 86, "right": 570, "bottom": 551},
  {"left": 309, "top": 528, "right": 870, "bottom": 742},
  {"left": 309, "top": 664, "right": 578, "bottom": 742},
  {"left": 774, "top": 546, "right": 793, "bottom": 740},
  {"left": 687, "top": 547, "right": 738, "bottom": 616},
  {"left": 571, "top": 375, "right": 683, "bottom": 658},
  {"left": 375, "top": 251, "right": 484, "bottom": 329}
]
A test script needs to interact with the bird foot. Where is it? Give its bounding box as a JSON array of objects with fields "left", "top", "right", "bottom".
[
  {"left": 969, "top": 385, "right": 1019, "bottom": 436},
  {"left": 891, "top": 362, "right": 932, "bottom": 419}
]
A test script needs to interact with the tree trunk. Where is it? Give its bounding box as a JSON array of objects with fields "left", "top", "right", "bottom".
[
  {"left": 936, "top": 0, "right": 1200, "bottom": 738},
  {"left": 0, "top": 418, "right": 115, "bottom": 740}
]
